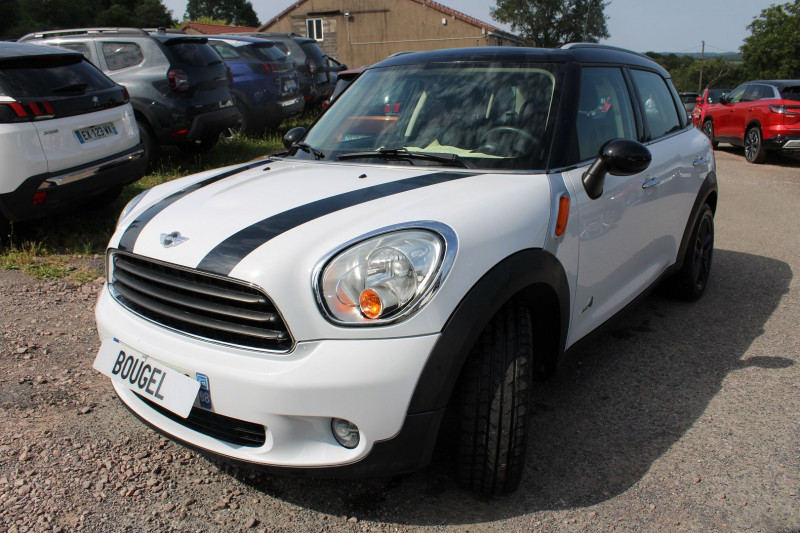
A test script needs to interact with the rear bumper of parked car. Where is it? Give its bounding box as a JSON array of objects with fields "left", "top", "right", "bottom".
[
  {"left": 95, "top": 287, "right": 443, "bottom": 476},
  {"left": 764, "top": 133, "right": 800, "bottom": 151},
  {"left": 185, "top": 105, "right": 241, "bottom": 142},
  {"left": 0, "top": 144, "right": 145, "bottom": 221},
  {"left": 262, "top": 95, "right": 304, "bottom": 125}
]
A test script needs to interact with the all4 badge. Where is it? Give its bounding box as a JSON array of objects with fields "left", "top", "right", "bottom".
[{"left": 195, "top": 373, "right": 213, "bottom": 409}]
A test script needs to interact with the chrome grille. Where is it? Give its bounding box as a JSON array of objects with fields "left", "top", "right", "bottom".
[{"left": 109, "top": 252, "right": 292, "bottom": 351}]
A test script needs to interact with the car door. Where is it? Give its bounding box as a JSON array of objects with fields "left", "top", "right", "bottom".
[
  {"left": 561, "top": 66, "right": 656, "bottom": 344},
  {"left": 714, "top": 84, "right": 747, "bottom": 139}
]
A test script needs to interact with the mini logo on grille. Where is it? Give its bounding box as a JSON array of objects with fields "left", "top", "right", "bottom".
[{"left": 160, "top": 231, "right": 188, "bottom": 248}]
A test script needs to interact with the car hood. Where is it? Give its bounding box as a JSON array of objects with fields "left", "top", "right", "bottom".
[{"left": 112, "top": 158, "right": 543, "bottom": 275}]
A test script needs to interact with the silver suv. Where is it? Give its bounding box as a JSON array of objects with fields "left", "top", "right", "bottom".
[
  {"left": 19, "top": 28, "right": 240, "bottom": 167},
  {"left": 0, "top": 41, "right": 145, "bottom": 238}
]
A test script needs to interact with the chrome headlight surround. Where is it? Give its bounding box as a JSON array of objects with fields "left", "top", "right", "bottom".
[{"left": 314, "top": 222, "right": 457, "bottom": 326}]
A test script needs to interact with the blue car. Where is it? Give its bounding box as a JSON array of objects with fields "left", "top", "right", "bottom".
[{"left": 207, "top": 35, "right": 304, "bottom": 132}]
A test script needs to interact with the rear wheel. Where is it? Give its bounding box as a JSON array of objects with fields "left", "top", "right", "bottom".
[
  {"left": 744, "top": 126, "right": 767, "bottom": 163},
  {"left": 454, "top": 300, "right": 533, "bottom": 496},
  {"left": 702, "top": 119, "right": 718, "bottom": 149},
  {"left": 136, "top": 119, "right": 160, "bottom": 170},
  {"left": 674, "top": 204, "right": 714, "bottom": 301}
]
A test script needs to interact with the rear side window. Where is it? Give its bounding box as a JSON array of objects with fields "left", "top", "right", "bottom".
[
  {"left": 50, "top": 42, "right": 92, "bottom": 61},
  {"left": 780, "top": 86, "right": 800, "bottom": 101},
  {"left": 102, "top": 42, "right": 144, "bottom": 71},
  {"left": 575, "top": 67, "right": 637, "bottom": 162},
  {"left": 0, "top": 55, "right": 115, "bottom": 97},
  {"left": 630, "top": 69, "right": 681, "bottom": 140},
  {"left": 252, "top": 44, "right": 288, "bottom": 62},
  {"left": 208, "top": 41, "right": 242, "bottom": 60},
  {"left": 166, "top": 42, "right": 223, "bottom": 67},
  {"left": 300, "top": 42, "right": 326, "bottom": 64}
]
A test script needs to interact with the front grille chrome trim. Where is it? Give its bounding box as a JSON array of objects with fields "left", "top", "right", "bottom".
[{"left": 109, "top": 251, "right": 293, "bottom": 352}]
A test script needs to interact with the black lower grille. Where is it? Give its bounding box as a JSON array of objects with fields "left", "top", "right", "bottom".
[
  {"left": 136, "top": 394, "right": 266, "bottom": 447},
  {"left": 109, "top": 252, "right": 292, "bottom": 351}
]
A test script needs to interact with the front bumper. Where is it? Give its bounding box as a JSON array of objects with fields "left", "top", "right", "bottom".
[{"left": 95, "top": 287, "right": 440, "bottom": 472}]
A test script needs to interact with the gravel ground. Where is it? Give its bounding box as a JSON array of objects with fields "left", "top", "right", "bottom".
[{"left": 1, "top": 149, "right": 798, "bottom": 532}]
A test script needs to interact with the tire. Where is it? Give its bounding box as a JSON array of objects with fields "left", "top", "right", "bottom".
[
  {"left": 177, "top": 134, "right": 220, "bottom": 154},
  {"left": 454, "top": 300, "right": 533, "bottom": 496},
  {"left": 136, "top": 119, "right": 160, "bottom": 170},
  {"left": 702, "top": 119, "right": 718, "bottom": 149},
  {"left": 222, "top": 100, "right": 251, "bottom": 139},
  {"left": 744, "top": 126, "right": 767, "bottom": 164},
  {"left": 674, "top": 204, "right": 714, "bottom": 301}
]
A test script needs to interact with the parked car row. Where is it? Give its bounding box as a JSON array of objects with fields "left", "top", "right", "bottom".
[
  {"left": 693, "top": 80, "right": 800, "bottom": 163},
  {"left": 1, "top": 27, "right": 347, "bottom": 235}
]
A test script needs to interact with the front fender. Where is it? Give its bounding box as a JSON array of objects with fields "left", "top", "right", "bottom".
[{"left": 407, "top": 248, "right": 571, "bottom": 415}]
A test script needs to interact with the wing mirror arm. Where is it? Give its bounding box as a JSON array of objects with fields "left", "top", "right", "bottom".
[{"left": 582, "top": 139, "right": 653, "bottom": 200}]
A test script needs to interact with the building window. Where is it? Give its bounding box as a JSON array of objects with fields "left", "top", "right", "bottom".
[{"left": 306, "top": 18, "right": 323, "bottom": 41}]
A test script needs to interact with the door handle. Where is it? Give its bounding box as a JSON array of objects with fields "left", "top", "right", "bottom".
[
  {"left": 693, "top": 157, "right": 709, "bottom": 166},
  {"left": 642, "top": 177, "right": 661, "bottom": 189}
]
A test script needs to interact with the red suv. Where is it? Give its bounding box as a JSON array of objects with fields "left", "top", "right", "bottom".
[
  {"left": 691, "top": 87, "right": 729, "bottom": 129},
  {"left": 701, "top": 80, "right": 800, "bottom": 163}
]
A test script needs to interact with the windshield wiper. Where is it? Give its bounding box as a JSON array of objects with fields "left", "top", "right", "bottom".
[
  {"left": 337, "top": 147, "right": 474, "bottom": 168},
  {"left": 294, "top": 142, "right": 325, "bottom": 160}
]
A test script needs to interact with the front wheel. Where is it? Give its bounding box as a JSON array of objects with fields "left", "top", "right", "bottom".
[
  {"left": 702, "top": 120, "right": 718, "bottom": 149},
  {"left": 454, "top": 300, "right": 533, "bottom": 496},
  {"left": 744, "top": 126, "right": 767, "bottom": 163}
]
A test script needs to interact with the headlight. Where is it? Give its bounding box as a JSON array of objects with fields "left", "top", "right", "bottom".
[
  {"left": 116, "top": 190, "right": 149, "bottom": 229},
  {"left": 316, "top": 224, "right": 456, "bottom": 324}
]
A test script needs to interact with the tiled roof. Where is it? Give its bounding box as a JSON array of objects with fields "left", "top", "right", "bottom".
[{"left": 179, "top": 22, "right": 260, "bottom": 35}]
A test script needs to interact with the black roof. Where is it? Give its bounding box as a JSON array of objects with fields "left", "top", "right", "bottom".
[
  {"left": 372, "top": 44, "right": 670, "bottom": 77},
  {"left": 0, "top": 40, "right": 82, "bottom": 60}
]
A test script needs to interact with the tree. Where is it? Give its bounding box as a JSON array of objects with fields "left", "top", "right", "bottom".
[
  {"left": 741, "top": 0, "right": 800, "bottom": 79},
  {"left": 491, "top": 0, "right": 609, "bottom": 48},
  {"left": 186, "top": 0, "right": 259, "bottom": 27}
]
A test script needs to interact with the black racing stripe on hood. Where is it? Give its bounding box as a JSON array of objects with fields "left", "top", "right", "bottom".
[
  {"left": 117, "top": 159, "right": 271, "bottom": 252},
  {"left": 196, "top": 171, "right": 478, "bottom": 276}
]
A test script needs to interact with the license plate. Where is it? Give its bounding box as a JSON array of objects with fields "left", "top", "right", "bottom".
[
  {"left": 93, "top": 339, "right": 200, "bottom": 418},
  {"left": 281, "top": 97, "right": 301, "bottom": 107},
  {"left": 75, "top": 122, "right": 118, "bottom": 144},
  {"left": 283, "top": 79, "right": 297, "bottom": 92}
]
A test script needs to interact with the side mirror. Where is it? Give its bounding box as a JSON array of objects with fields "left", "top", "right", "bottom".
[
  {"left": 283, "top": 127, "right": 306, "bottom": 150},
  {"left": 582, "top": 139, "right": 652, "bottom": 200},
  {"left": 695, "top": 96, "right": 702, "bottom": 103},
  {"left": 718, "top": 95, "right": 728, "bottom": 105}
]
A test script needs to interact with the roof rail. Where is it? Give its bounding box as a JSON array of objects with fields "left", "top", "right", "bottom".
[
  {"left": 18, "top": 27, "right": 149, "bottom": 41},
  {"left": 561, "top": 42, "right": 650, "bottom": 59}
]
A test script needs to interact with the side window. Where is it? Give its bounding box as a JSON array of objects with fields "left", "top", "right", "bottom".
[
  {"left": 742, "top": 85, "right": 761, "bottom": 102},
  {"left": 726, "top": 85, "right": 747, "bottom": 104},
  {"left": 52, "top": 42, "right": 92, "bottom": 61},
  {"left": 757, "top": 85, "right": 776, "bottom": 99},
  {"left": 102, "top": 42, "right": 143, "bottom": 71},
  {"left": 306, "top": 18, "right": 323, "bottom": 41},
  {"left": 630, "top": 69, "right": 681, "bottom": 140},
  {"left": 576, "top": 67, "right": 637, "bottom": 162},
  {"left": 209, "top": 41, "right": 241, "bottom": 60}
]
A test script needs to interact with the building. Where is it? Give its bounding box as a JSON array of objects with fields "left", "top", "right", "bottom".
[{"left": 258, "top": 0, "right": 523, "bottom": 68}]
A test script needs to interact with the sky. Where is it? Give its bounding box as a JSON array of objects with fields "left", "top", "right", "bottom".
[{"left": 163, "top": 0, "right": 780, "bottom": 54}]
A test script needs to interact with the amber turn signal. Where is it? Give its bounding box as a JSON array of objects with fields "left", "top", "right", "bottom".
[
  {"left": 555, "top": 196, "right": 570, "bottom": 236},
  {"left": 359, "top": 289, "right": 382, "bottom": 319}
]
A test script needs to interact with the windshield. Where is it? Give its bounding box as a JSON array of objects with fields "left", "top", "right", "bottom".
[{"left": 296, "top": 61, "right": 563, "bottom": 170}]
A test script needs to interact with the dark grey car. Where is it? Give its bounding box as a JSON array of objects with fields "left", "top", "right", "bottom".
[{"left": 19, "top": 28, "right": 241, "bottom": 166}]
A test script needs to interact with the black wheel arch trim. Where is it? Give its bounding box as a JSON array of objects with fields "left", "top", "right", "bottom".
[
  {"left": 675, "top": 170, "right": 718, "bottom": 269},
  {"left": 407, "top": 248, "right": 571, "bottom": 415}
]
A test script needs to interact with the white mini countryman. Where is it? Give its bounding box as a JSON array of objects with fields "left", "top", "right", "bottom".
[{"left": 94, "top": 44, "right": 717, "bottom": 495}]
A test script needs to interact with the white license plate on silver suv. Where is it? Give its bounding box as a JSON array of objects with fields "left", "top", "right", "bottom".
[{"left": 75, "top": 122, "right": 118, "bottom": 144}]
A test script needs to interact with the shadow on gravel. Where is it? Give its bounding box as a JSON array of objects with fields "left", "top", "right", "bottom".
[{"left": 228, "top": 248, "right": 792, "bottom": 526}]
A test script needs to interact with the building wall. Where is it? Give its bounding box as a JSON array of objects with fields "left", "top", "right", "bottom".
[{"left": 263, "top": 0, "right": 516, "bottom": 68}]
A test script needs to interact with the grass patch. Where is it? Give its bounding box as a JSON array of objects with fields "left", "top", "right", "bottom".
[{"left": 0, "top": 108, "right": 319, "bottom": 280}]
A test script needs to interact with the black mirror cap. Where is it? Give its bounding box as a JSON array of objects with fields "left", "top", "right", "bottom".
[
  {"left": 283, "top": 127, "right": 306, "bottom": 150},
  {"left": 582, "top": 139, "right": 651, "bottom": 200}
]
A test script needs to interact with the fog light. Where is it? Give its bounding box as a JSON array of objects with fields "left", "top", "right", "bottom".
[{"left": 331, "top": 418, "right": 360, "bottom": 449}]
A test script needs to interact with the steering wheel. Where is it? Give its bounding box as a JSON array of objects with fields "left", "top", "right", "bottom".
[{"left": 478, "top": 126, "right": 539, "bottom": 157}]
